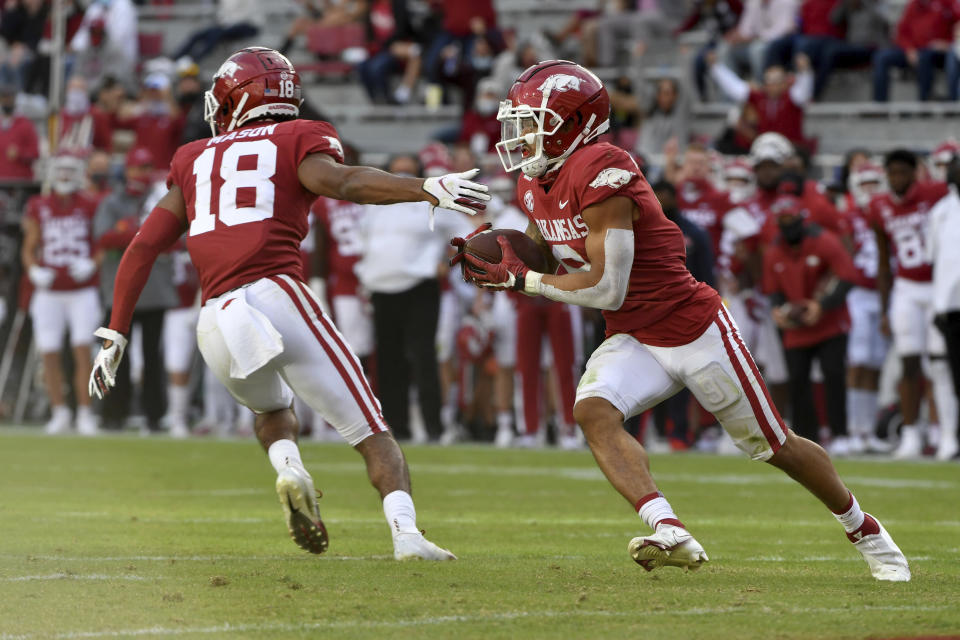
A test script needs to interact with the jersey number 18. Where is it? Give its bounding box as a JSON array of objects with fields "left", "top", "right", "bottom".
[{"left": 189, "top": 139, "right": 277, "bottom": 237}]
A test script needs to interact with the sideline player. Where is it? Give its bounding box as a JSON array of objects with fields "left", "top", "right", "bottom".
[
  {"left": 455, "top": 60, "right": 909, "bottom": 581},
  {"left": 89, "top": 47, "right": 489, "bottom": 560},
  {"left": 22, "top": 154, "right": 101, "bottom": 436}
]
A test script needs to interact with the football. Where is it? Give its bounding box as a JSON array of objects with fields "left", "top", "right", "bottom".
[{"left": 462, "top": 228, "right": 550, "bottom": 277}]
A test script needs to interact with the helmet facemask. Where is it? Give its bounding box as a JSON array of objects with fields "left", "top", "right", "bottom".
[{"left": 49, "top": 156, "right": 85, "bottom": 196}]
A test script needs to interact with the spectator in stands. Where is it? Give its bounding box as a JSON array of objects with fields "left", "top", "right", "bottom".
[
  {"left": 112, "top": 73, "right": 185, "bottom": 169},
  {"left": 59, "top": 75, "right": 113, "bottom": 153},
  {"left": 675, "top": 0, "right": 744, "bottom": 101},
  {"left": 356, "top": 0, "right": 422, "bottom": 105},
  {"left": 423, "top": 0, "right": 502, "bottom": 104},
  {"left": 872, "top": 0, "right": 960, "bottom": 102},
  {"left": 93, "top": 147, "right": 177, "bottom": 433},
  {"left": 172, "top": 0, "right": 264, "bottom": 63},
  {"left": 636, "top": 77, "right": 691, "bottom": 160},
  {"left": 85, "top": 149, "right": 113, "bottom": 200},
  {"left": 764, "top": 0, "right": 844, "bottom": 73},
  {"left": 279, "top": 0, "right": 367, "bottom": 55},
  {"left": 594, "top": 0, "right": 689, "bottom": 68},
  {"left": 21, "top": 154, "right": 101, "bottom": 436},
  {"left": 489, "top": 32, "right": 553, "bottom": 96},
  {"left": 948, "top": 23, "right": 960, "bottom": 100},
  {"left": 354, "top": 154, "right": 474, "bottom": 442},
  {"left": 803, "top": 0, "right": 889, "bottom": 99},
  {"left": 928, "top": 154, "right": 960, "bottom": 460},
  {"left": 70, "top": 0, "right": 138, "bottom": 92},
  {"left": 764, "top": 193, "right": 859, "bottom": 449},
  {"left": 607, "top": 74, "right": 642, "bottom": 149},
  {"left": 0, "top": 83, "right": 38, "bottom": 181},
  {"left": 708, "top": 50, "right": 813, "bottom": 148},
  {"left": 455, "top": 78, "right": 500, "bottom": 155},
  {"left": 174, "top": 58, "right": 208, "bottom": 143},
  {"left": 720, "top": 0, "right": 797, "bottom": 82},
  {"left": 0, "top": 0, "right": 47, "bottom": 91}
]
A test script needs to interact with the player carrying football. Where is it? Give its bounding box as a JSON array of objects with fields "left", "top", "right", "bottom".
[
  {"left": 453, "top": 60, "right": 909, "bottom": 581},
  {"left": 89, "top": 47, "right": 490, "bottom": 560}
]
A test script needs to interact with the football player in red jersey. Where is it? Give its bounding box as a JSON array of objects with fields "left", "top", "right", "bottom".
[
  {"left": 871, "top": 149, "right": 954, "bottom": 460},
  {"left": 87, "top": 47, "right": 489, "bottom": 560},
  {"left": 455, "top": 60, "right": 909, "bottom": 580},
  {"left": 22, "top": 154, "right": 101, "bottom": 436}
]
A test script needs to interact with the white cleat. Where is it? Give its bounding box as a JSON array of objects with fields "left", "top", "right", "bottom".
[
  {"left": 936, "top": 433, "right": 958, "bottom": 461},
  {"left": 893, "top": 425, "right": 924, "bottom": 460},
  {"left": 558, "top": 432, "right": 585, "bottom": 450},
  {"left": 75, "top": 408, "right": 100, "bottom": 437},
  {"left": 628, "top": 524, "right": 709, "bottom": 572},
  {"left": 169, "top": 421, "right": 190, "bottom": 439},
  {"left": 494, "top": 427, "right": 513, "bottom": 448},
  {"left": 275, "top": 465, "right": 328, "bottom": 554},
  {"left": 393, "top": 531, "right": 456, "bottom": 561},
  {"left": 849, "top": 514, "right": 910, "bottom": 582},
  {"left": 45, "top": 407, "right": 73, "bottom": 435}
]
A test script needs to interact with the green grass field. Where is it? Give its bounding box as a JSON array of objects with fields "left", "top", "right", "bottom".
[{"left": 0, "top": 429, "right": 958, "bottom": 640}]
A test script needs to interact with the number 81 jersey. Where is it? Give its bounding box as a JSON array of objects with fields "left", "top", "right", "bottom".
[
  {"left": 868, "top": 181, "right": 947, "bottom": 283},
  {"left": 166, "top": 119, "right": 344, "bottom": 303}
]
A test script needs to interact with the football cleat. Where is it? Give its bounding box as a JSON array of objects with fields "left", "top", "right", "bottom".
[
  {"left": 45, "top": 407, "right": 72, "bottom": 435},
  {"left": 275, "top": 466, "right": 328, "bottom": 554},
  {"left": 75, "top": 408, "right": 99, "bottom": 437},
  {"left": 629, "top": 524, "right": 709, "bottom": 572},
  {"left": 393, "top": 531, "right": 457, "bottom": 561},
  {"left": 849, "top": 514, "right": 910, "bottom": 582}
]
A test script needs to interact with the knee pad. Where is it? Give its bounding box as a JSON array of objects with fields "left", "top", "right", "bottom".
[{"left": 687, "top": 362, "right": 742, "bottom": 413}]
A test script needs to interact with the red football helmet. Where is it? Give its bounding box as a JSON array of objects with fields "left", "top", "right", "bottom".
[
  {"left": 204, "top": 47, "right": 302, "bottom": 136},
  {"left": 929, "top": 139, "right": 960, "bottom": 181},
  {"left": 496, "top": 60, "right": 610, "bottom": 177}
]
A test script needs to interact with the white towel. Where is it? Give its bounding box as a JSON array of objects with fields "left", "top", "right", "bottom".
[{"left": 214, "top": 288, "right": 284, "bottom": 379}]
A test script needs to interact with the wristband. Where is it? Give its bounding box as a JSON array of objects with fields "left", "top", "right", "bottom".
[{"left": 523, "top": 271, "right": 543, "bottom": 296}]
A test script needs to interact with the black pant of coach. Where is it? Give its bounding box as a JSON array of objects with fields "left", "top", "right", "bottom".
[
  {"left": 100, "top": 308, "right": 167, "bottom": 431},
  {"left": 936, "top": 311, "right": 960, "bottom": 404},
  {"left": 370, "top": 278, "right": 442, "bottom": 441},
  {"left": 784, "top": 333, "right": 848, "bottom": 442}
]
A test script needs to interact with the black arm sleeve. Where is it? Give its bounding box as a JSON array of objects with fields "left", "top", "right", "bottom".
[{"left": 818, "top": 279, "right": 855, "bottom": 310}]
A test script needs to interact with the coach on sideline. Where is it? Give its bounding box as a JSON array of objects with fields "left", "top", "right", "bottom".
[
  {"left": 763, "top": 192, "right": 860, "bottom": 452},
  {"left": 928, "top": 155, "right": 960, "bottom": 461}
]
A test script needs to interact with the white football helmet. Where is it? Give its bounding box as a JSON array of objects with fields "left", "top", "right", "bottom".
[{"left": 49, "top": 154, "right": 87, "bottom": 196}]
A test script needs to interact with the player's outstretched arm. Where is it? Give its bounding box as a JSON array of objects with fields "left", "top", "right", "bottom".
[
  {"left": 298, "top": 153, "right": 489, "bottom": 215},
  {"left": 465, "top": 196, "right": 635, "bottom": 310},
  {"left": 89, "top": 187, "right": 188, "bottom": 399}
]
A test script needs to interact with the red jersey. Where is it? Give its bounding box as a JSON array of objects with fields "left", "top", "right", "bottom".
[
  {"left": 762, "top": 226, "right": 859, "bottom": 349},
  {"left": 312, "top": 197, "right": 365, "bottom": 297},
  {"left": 59, "top": 108, "right": 113, "bottom": 152},
  {"left": 116, "top": 111, "right": 187, "bottom": 169},
  {"left": 517, "top": 143, "right": 721, "bottom": 348},
  {"left": 868, "top": 181, "right": 948, "bottom": 282},
  {"left": 0, "top": 115, "right": 40, "bottom": 180},
  {"left": 755, "top": 186, "right": 849, "bottom": 243},
  {"left": 895, "top": 0, "right": 960, "bottom": 51},
  {"left": 25, "top": 192, "right": 99, "bottom": 291},
  {"left": 677, "top": 177, "right": 734, "bottom": 262},
  {"left": 166, "top": 119, "right": 345, "bottom": 303},
  {"left": 171, "top": 250, "right": 200, "bottom": 308},
  {"left": 748, "top": 89, "right": 805, "bottom": 144}
]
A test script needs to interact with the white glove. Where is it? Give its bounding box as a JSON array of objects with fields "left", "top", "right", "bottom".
[
  {"left": 422, "top": 168, "right": 491, "bottom": 228},
  {"left": 88, "top": 327, "right": 128, "bottom": 400},
  {"left": 68, "top": 257, "right": 97, "bottom": 282},
  {"left": 308, "top": 276, "right": 333, "bottom": 317},
  {"left": 28, "top": 265, "right": 56, "bottom": 289}
]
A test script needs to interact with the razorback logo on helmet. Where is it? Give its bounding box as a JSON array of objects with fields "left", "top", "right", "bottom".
[
  {"left": 588, "top": 168, "right": 635, "bottom": 190},
  {"left": 537, "top": 74, "right": 582, "bottom": 94},
  {"left": 216, "top": 60, "right": 241, "bottom": 79},
  {"left": 524, "top": 190, "right": 535, "bottom": 211}
]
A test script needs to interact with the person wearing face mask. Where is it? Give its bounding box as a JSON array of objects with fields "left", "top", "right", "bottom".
[
  {"left": 0, "top": 83, "right": 39, "bottom": 181},
  {"left": 111, "top": 73, "right": 185, "bottom": 169},
  {"left": 59, "top": 76, "right": 114, "bottom": 153},
  {"left": 21, "top": 154, "right": 102, "bottom": 436},
  {"left": 92, "top": 146, "right": 178, "bottom": 432},
  {"left": 174, "top": 60, "right": 209, "bottom": 144},
  {"left": 456, "top": 79, "right": 501, "bottom": 155},
  {"left": 763, "top": 193, "right": 859, "bottom": 450},
  {"left": 85, "top": 150, "right": 113, "bottom": 200}
]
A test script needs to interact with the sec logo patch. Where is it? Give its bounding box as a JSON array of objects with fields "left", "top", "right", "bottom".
[{"left": 524, "top": 190, "right": 535, "bottom": 212}]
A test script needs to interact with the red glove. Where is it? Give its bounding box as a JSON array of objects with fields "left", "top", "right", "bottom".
[
  {"left": 463, "top": 236, "right": 530, "bottom": 291},
  {"left": 449, "top": 222, "right": 492, "bottom": 277}
]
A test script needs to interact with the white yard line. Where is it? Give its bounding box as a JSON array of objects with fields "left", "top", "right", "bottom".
[
  {"left": 0, "top": 573, "right": 149, "bottom": 582},
  {"left": 0, "top": 604, "right": 951, "bottom": 639}
]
